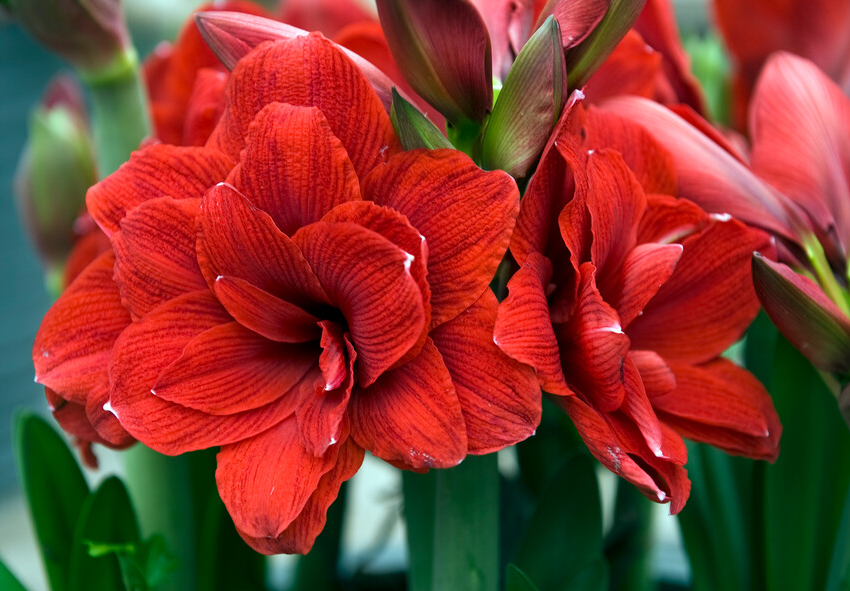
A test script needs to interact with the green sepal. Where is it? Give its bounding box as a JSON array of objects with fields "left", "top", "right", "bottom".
[
  {"left": 0, "top": 557, "right": 29, "bottom": 591},
  {"left": 481, "top": 16, "right": 567, "bottom": 178},
  {"left": 13, "top": 411, "right": 90, "bottom": 591},
  {"left": 390, "top": 88, "right": 453, "bottom": 151}
]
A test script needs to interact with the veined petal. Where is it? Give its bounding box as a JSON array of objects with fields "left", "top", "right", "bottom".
[
  {"left": 583, "top": 29, "right": 662, "bottom": 104},
  {"left": 213, "top": 276, "right": 322, "bottom": 343},
  {"left": 85, "top": 381, "right": 134, "bottom": 447},
  {"left": 207, "top": 34, "right": 400, "bottom": 177},
  {"left": 112, "top": 196, "right": 207, "bottom": 320},
  {"left": 236, "top": 437, "right": 364, "bottom": 554},
  {"left": 227, "top": 102, "right": 361, "bottom": 235},
  {"left": 750, "top": 52, "right": 850, "bottom": 259},
  {"left": 86, "top": 144, "right": 233, "bottom": 236},
  {"left": 609, "top": 242, "right": 683, "bottom": 328},
  {"left": 630, "top": 349, "right": 676, "bottom": 397},
  {"left": 152, "top": 322, "right": 317, "bottom": 415},
  {"left": 109, "top": 291, "right": 300, "bottom": 455},
  {"left": 348, "top": 339, "right": 467, "bottom": 469},
  {"left": 182, "top": 68, "right": 228, "bottom": 147},
  {"left": 655, "top": 359, "right": 781, "bottom": 461},
  {"left": 558, "top": 263, "right": 630, "bottom": 413},
  {"left": 198, "top": 183, "right": 331, "bottom": 309},
  {"left": 628, "top": 216, "right": 770, "bottom": 364},
  {"left": 432, "top": 289, "right": 541, "bottom": 454},
  {"left": 600, "top": 96, "right": 799, "bottom": 242},
  {"left": 34, "top": 251, "right": 130, "bottom": 405},
  {"left": 294, "top": 221, "right": 425, "bottom": 386},
  {"left": 494, "top": 252, "right": 572, "bottom": 397},
  {"left": 215, "top": 416, "right": 341, "bottom": 540},
  {"left": 365, "top": 149, "right": 518, "bottom": 327}
]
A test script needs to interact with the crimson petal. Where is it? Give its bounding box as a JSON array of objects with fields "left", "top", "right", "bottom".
[
  {"left": 236, "top": 437, "right": 364, "bottom": 554},
  {"left": 87, "top": 145, "right": 233, "bottom": 236},
  {"left": 365, "top": 149, "right": 519, "bottom": 327},
  {"left": 34, "top": 251, "right": 130, "bottom": 405},
  {"left": 109, "top": 291, "right": 300, "bottom": 454},
  {"left": 432, "top": 289, "right": 541, "bottom": 454},
  {"left": 216, "top": 415, "right": 342, "bottom": 540},
  {"left": 227, "top": 102, "right": 361, "bottom": 235},
  {"left": 208, "top": 34, "right": 400, "bottom": 177},
  {"left": 294, "top": 221, "right": 426, "bottom": 386},
  {"left": 348, "top": 339, "right": 467, "bottom": 469},
  {"left": 152, "top": 322, "right": 316, "bottom": 415},
  {"left": 112, "top": 196, "right": 207, "bottom": 320}
]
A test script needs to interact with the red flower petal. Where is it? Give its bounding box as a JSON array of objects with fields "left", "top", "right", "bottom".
[
  {"left": 636, "top": 193, "right": 707, "bottom": 244},
  {"left": 600, "top": 96, "right": 799, "bottom": 242},
  {"left": 236, "top": 437, "right": 364, "bottom": 554},
  {"left": 628, "top": 217, "right": 769, "bottom": 364},
  {"left": 109, "top": 291, "right": 299, "bottom": 454},
  {"left": 584, "top": 30, "right": 662, "bottom": 104},
  {"left": 294, "top": 220, "right": 426, "bottom": 386},
  {"left": 227, "top": 102, "right": 361, "bottom": 235},
  {"left": 654, "top": 359, "right": 781, "bottom": 461},
  {"left": 297, "top": 326, "right": 356, "bottom": 456},
  {"left": 152, "top": 322, "right": 316, "bottom": 415},
  {"left": 112, "top": 196, "right": 207, "bottom": 320},
  {"left": 583, "top": 106, "right": 677, "bottom": 196},
  {"left": 87, "top": 145, "right": 233, "bottom": 236},
  {"left": 365, "top": 149, "right": 519, "bottom": 327},
  {"left": 432, "top": 289, "right": 541, "bottom": 454},
  {"left": 348, "top": 339, "right": 467, "bottom": 468},
  {"left": 34, "top": 251, "right": 130, "bottom": 405},
  {"left": 319, "top": 200, "right": 432, "bottom": 363},
  {"left": 182, "top": 68, "right": 228, "bottom": 147},
  {"left": 558, "top": 263, "right": 631, "bottom": 413},
  {"left": 85, "top": 382, "right": 134, "bottom": 447},
  {"left": 213, "top": 275, "right": 321, "bottom": 343},
  {"left": 750, "top": 52, "right": 850, "bottom": 258},
  {"left": 609, "top": 242, "right": 683, "bottom": 328},
  {"left": 197, "top": 183, "right": 331, "bottom": 309},
  {"left": 46, "top": 388, "right": 113, "bottom": 448},
  {"left": 215, "top": 415, "right": 341, "bottom": 540},
  {"left": 494, "top": 252, "right": 572, "bottom": 397},
  {"left": 208, "top": 35, "right": 400, "bottom": 177},
  {"left": 630, "top": 349, "right": 676, "bottom": 398}
]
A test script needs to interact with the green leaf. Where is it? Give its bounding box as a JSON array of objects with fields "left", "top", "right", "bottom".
[
  {"left": 390, "top": 88, "right": 453, "bottom": 151},
  {"left": 826, "top": 485, "right": 850, "bottom": 591},
  {"left": 403, "top": 454, "right": 499, "bottom": 591},
  {"left": 68, "top": 476, "right": 141, "bottom": 591},
  {"left": 605, "top": 482, "right": 653, "bottom": 591},
  {"left": 764, "top": 337, "right": 850, "bottom": 591},
  {"left": 505, "top": 564, "right": 540, "bottom": 591},
  {"left": 514, "top": 453, "right": 605, "bottom": 591},
  {"left": 13, "top": 411, "right": 90, "bottom": 591},
  {"left": 0, "top": 557, "right": 29, "bottom": 591}
]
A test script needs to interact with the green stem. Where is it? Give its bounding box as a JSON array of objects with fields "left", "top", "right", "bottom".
[
  {"left": 403, "top": 454, "right": 499, "bottom": 591},
  {"left": 81, "top": 48, "right": 151, "bottom": 178},
  {"left": 804, "top": 234, "right": 850, "bottom": 318},
  {"left": 123, "top": 445, "right": 196, "bottom": 591}
]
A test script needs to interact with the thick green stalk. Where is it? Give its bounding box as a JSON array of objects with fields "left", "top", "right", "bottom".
[
  {"left": 81, "top": 48, "right": 151, "bottom": 178},
  {"left": 403, "top": 454, "right": 499, "bottom": 591},
  {"left": 123, "top": 446, "right": 196, "bottom": 591}
]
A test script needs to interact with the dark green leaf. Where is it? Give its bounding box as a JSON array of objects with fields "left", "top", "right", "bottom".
[
  {"left": 13, "top": 411, "right": 90, "bottom": 591},
  {"left": 764, "top": 337, "right": 850, "bottom": 591},
  {"left": 390, "top": 88, "right": 453, "bottom": 151},
  {"left": 68, "top": 476, "right": 140, "bottom": 591},
  {"left": 564, "top": 558, "right": 608, "bottom": 591},
  {"left": 605, "top": 482, "right": 653, "bottom": 591},
  {"left": 827, "top": 485, "right": 850, "bottom": 591},
  {"left": 514, "top": 453, "right": 604, "bottom": 591},
  {"left": 505, "top": 564, "right": 540, "bottom": 591},
  {"left": 0, "top": 557, "right": 29, "bottom": 591}
]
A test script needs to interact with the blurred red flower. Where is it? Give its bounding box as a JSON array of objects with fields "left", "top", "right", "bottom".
[
  {"left": 494, "top": 100, "right": 781, "bottom": 512},
  {"left": 34, "top": 34, "right": 539, "bottom": 553}
]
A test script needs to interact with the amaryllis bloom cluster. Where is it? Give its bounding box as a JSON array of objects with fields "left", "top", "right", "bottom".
[
  {"left": 494, "top": 99, "right": 781, "bottom": 511},
  {"left": 33, "top": 34, "right": 540, "bottom": 554}
]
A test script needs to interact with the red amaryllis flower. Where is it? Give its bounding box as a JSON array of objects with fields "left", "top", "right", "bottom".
[
  {"left": 34, "top": 34, "right": 539, "bottom": 553},
  {"left": 494, "top": 101, "right": 781, "bottom": 511},
  {"left": 144, "top": 1, "right": 270, "bottom": 146}
]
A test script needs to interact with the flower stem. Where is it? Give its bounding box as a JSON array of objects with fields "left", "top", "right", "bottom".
[
  {"left": 80, "top": 48, "right": 151, "bottom": 178},
  {"left": 123, "top": 445, "right": 196, "bottom": 591},
  {"left": 402, "top": 454, "right": 499, "bottom": 591}
]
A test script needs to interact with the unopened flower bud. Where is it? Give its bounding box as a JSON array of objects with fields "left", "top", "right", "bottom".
[{"left": 15, "top": 75, "right": 96, "bottom": 276}]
